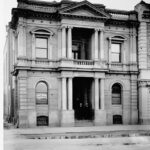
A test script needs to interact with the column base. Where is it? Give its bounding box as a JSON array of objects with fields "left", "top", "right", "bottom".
[
  {"left": 61, "top": 110, "right": 74, "bottom": 127},
  {"left": 94, "top": 110, "right": 106, "bottom": 126}
]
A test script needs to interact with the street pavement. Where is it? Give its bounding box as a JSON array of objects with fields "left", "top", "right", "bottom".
[{"left": 4, "top": 125, "right": 150, "bottom": 150}]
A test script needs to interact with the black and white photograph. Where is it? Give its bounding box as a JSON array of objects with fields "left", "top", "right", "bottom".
[{"left": 2, "top": 0, "right": 150, "bottom": 150}]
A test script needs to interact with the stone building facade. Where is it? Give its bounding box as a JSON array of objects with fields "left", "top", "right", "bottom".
[{"left": 3, "top": 0, "right": 150, "bottom": 128}]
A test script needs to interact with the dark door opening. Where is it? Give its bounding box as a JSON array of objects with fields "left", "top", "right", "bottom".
[
  {"left": 113, "top": 115, "right": 122, "bottom": 124},
  {"left": 37, "top": 116, "right": 48, "bottom": 126},
  {"left": 73, "top": 78, "right": 94, "bottom": 120}
]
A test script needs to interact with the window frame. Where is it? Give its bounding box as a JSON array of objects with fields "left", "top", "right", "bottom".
[
  {"left": 30, "top": 29, "right": 54, "bottom": 60},
  {"left": 111, "top": 42, "right": 121, "bottom": 63},
  {"left": 109, "top": 36, "right": 126, "bottom": 64},
  {"left": 36, "top": 82, "right": 48, "bottom": 105},
  {"left": 35, "top": 36, "right": 48, "bottom": 59},
  {"left": 112, "top": 83, "right": 122, "bottom": 105}
]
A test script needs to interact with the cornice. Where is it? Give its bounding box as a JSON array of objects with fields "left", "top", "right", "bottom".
[
  {"left": 105, "top": 19, "right": 139, "bottom": 27},
  {"left": 10, "top": 8, "right": 60, "bottom": 29}
]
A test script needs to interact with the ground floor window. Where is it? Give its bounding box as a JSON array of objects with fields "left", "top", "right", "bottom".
[
  {"left": 113, "top": 115, "right": 122, "bottom": 124},
  {"left": 37, "top": 116, "right": 48, "bottom": 126}
]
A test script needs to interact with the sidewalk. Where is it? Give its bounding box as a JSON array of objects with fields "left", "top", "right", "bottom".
[{"left": 4, "top": 125, "right": 150, "bottom": 135}]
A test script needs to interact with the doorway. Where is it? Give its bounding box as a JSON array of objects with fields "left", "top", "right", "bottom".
[{"left": 73, "top": 77, "right": 94, "bottom": 120}]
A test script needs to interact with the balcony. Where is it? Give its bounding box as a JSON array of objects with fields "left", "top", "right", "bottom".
[
  {"left": 14, "top": 57, "right": 137, "bottom": 73},
  {"left": 15, "top": 57, "right": 107, "bottom": 71}
]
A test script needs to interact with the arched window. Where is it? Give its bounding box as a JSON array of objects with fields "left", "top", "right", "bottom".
[
  {"left": 113, "top": 115, "right": 122, "bottom": 124},
  {"left": 112, "top": 83, "right": 121, "bottom": 105},
  {"left": 37, "top": 116, "right": 48, "bottom": 126},
  {"left": 36, "top": 82, "right": 48, "bottom": 104}
]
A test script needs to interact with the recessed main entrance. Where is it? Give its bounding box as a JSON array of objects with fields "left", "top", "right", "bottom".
[{"left": 73, "top": 77, "right": 94, "bottom": 121}]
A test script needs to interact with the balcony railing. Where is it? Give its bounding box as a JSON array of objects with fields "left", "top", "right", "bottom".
[{"left": 74, "top": 59, "right": 94, "bottom": 66}]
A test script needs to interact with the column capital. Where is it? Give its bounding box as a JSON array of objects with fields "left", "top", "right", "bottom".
[
  {"left": 108, "top": 37, "right": 112, "bottom": 40},
  {"left": 94, "top": 28, "right": 100, "bottom": 32},
  {"left": 67, "top": 26, "right": 73, "bottom": 29},
  {"left": 61, "top": 25, "right": 67, "bottom": 29},
  {"left": 99, "top": 28, "right": 104, "bottom": 32}
]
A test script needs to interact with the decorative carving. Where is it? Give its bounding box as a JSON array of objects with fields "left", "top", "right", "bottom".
[{"left": 139, "top": 81, "right": 150, "bottom": 87}]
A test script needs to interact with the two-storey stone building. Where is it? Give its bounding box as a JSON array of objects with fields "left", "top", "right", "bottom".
[{"left": 3, "top": 0, "right": 150, "bottom": 127}]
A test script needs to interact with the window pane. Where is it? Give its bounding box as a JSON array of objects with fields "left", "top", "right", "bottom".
[
  {"left": 36, "top": 48, "right": 47, "bottom": 58},
  {"left": 111, "top": 53, "right": 120, "bottom": 62},
  {"left": 112, "top": 84, "right": 121, "bottom": 105},
  {"left": 36, "top": 38, "right": 47, "bottom": 48},
  {"left": 111, "top": 43, "right": 120, "bottom": 53},
  {"left": 36, "top": 82, "right": 47, "bottom": 92},
  {"left": 36, "top": 93, "right": 48, "bottom": 104},
  {"left": 36, "top": 82, "right": 48, "bottom": 104}
]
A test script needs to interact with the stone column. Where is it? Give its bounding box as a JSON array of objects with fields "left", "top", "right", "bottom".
[
  {"left": 32, "top": 34, "right": 35, "bottom": 60},
  {"left": 95, "top": 78, "right": 99, "bottom": 110},
  {"left": 130, "top": 75, "right": 138, "bottom": 124},
  {"left": 62, "top": 26, "right": 67, "bottom": 58},
  {"left": 94, "top": 78, "right": 106, "bottom": 125},
  {"left": 67, "top": 26, "right": 72, "bottom": 59},
  {"left": 139, "top": 81, "right": 150, "bottom": 124},
  {"left": 17, "top": 20, "right": 26, "bottom": 57},
  {"left": 61, "top": 77, "right": 74, "bottom": 126},
  {"left": 94, "top": 29, "right": 99, "bottom": 60},
  {"left": 138, "top": 22, "right": 147, "bottom": 69},
  {"left": 100, "top": 79, "right": 105, "bottom": 110},
  {"left": 18, "top": 71, "right": 28, "bottom": 127},
  {"left": 68, "top": 78, "right": 73, "bottom": 110},
  {"left": 129, "top": 34, "right": 133, "bottom": 62},
  {"left": 108, "top": 38, "right": 111, "bottom": 68},
  {"left": 62, "top": 77, "right": 67, "bottom": 110},
  {"left": 132, "top": 34, "right": 137, "bottom": 62},
  {"left": 100, "top": 30, "right": 104, "bottom": 60},
  {"left": 122, "top": 42, "right": 126, "bottom": 70}
]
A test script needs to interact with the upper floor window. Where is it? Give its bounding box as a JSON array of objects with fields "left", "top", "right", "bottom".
[
  {"left": 36, "top": 82, "right": 48, "bottom": 105},
  {"left": 35, "top": 37, "right": 48, "bottom": 59},
  {"left": 111, "top": 43, "right": 121, "bottom": 63},
  {"left": 112, "top": 83, "right": 122, "bottom": 105},
  {"left": 30, "top": 28, "right": 54, "bottom": 59},
  {"left": 110, "top": 36, "right": 126, "bottom": 63}
]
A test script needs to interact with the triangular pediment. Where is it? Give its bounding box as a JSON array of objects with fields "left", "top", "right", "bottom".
[{"left": 59, "top": 0, "right": 110, "bottom": 19}]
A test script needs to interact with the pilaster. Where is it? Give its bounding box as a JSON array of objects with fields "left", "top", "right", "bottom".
[
  {"left": 94, "top": 28, "right": 99, "bottom": 60},
  {"left": 138, "top": 22, "right": 148, "bottom": 69},
  {"left": 61, "top": 26, "right": 67, "bottom": 58},
  {"left": 18, "top": 70, "right": 28, "bottom": 127}
]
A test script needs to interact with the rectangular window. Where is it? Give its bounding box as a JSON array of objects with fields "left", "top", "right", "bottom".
[
  {"left": 36, "top": 37, "right": 48, "bottom": 58},
  {"left": 111, "top": 43, "right": 121, "bottom": 63}
]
